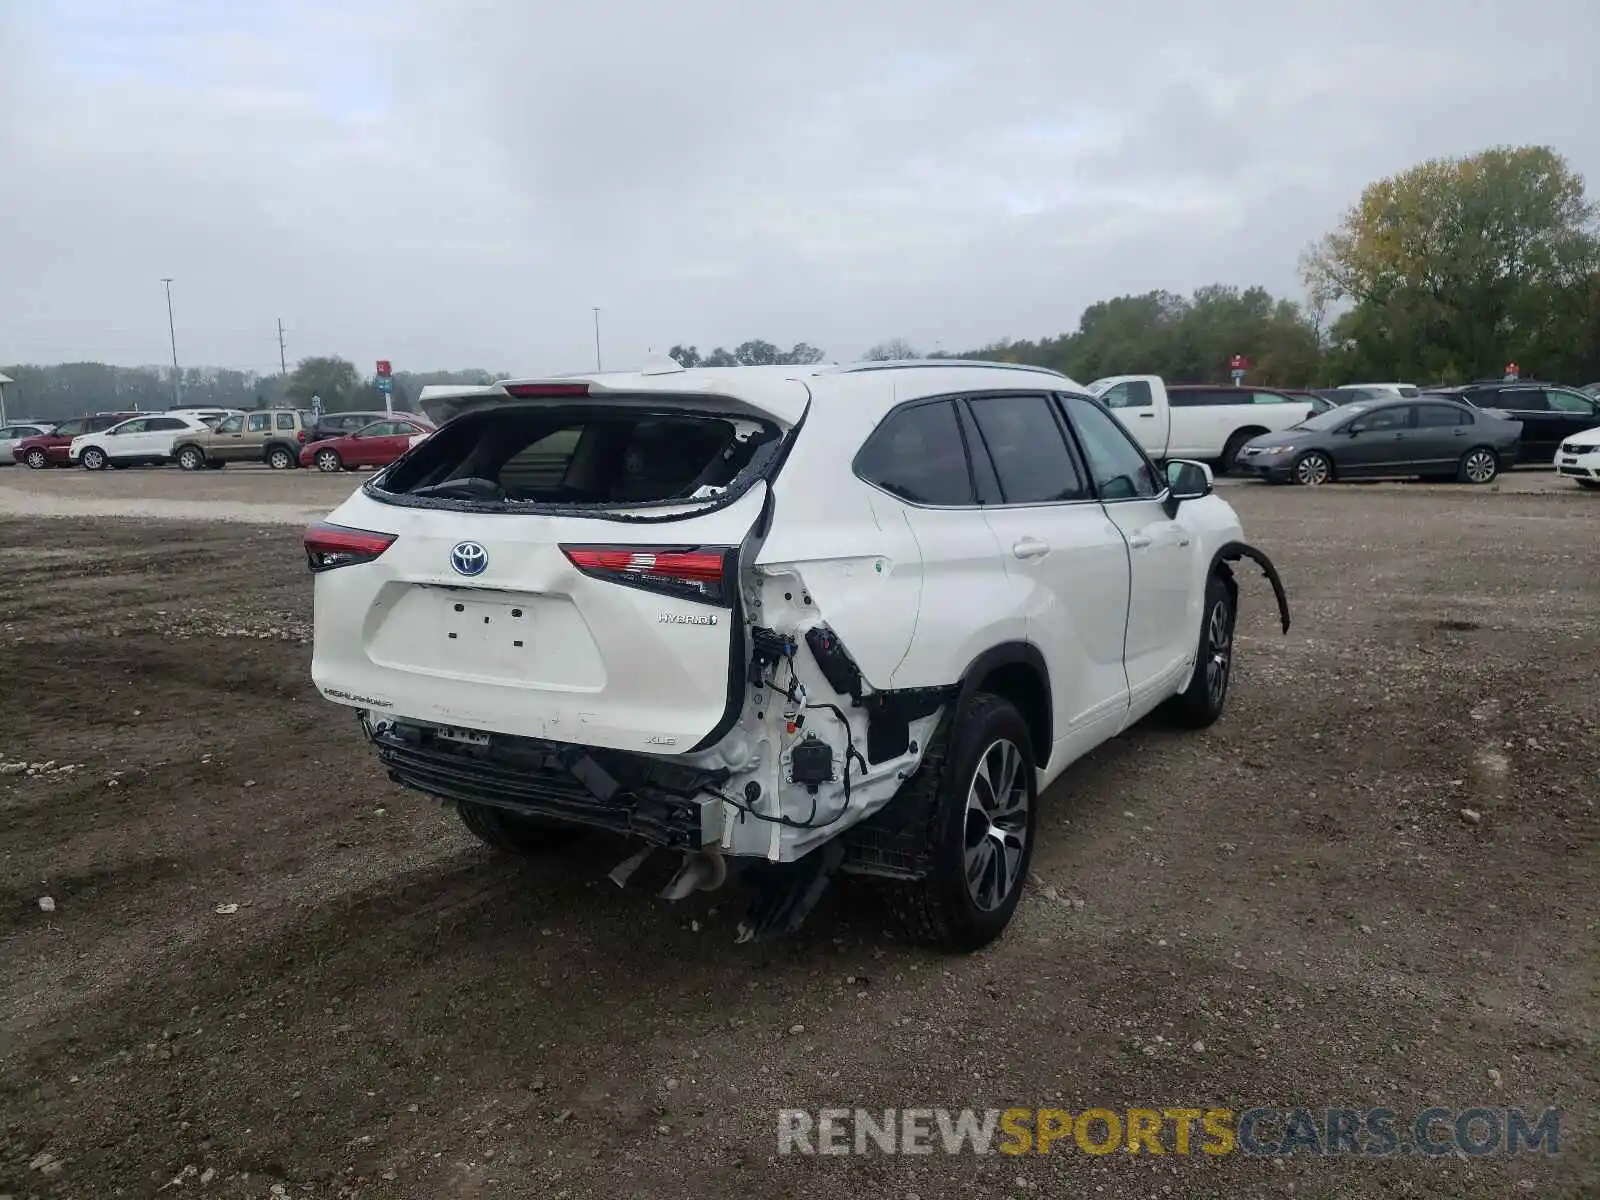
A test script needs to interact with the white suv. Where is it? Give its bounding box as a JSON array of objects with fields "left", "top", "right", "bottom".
[{"left": 305, "top": 360, "right": 1289, "bottom": 950}]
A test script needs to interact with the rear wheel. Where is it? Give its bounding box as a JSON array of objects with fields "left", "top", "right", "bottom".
[
  {"left": 266, "top": 446, "right": 295, "bottom": 470},
  {"left": 314, "top": 448, "right": 342, "bottom": 472},
  {"left": 1457, "top": 447, "right": 1499, "bottom": 484},
  {"left": 1292, "top": 451, "right": 1332, "bottom": 486},
  {"left": 881, "top": 693, "right": 1037, "bottom": 953},
  {"left": 24, "top": 449, "right": 48, "bottom": 469},
  {"left": 1217, "top": 430, "right": 1256, "bottom": 476},
  {"left": 177, "top": 446, "right": 206, "bottom": 471},
  {"left": 81, "top": 447, "right": 107, "bottom": 471},
  {"left": 457, "top": 801, "right": 585, "bottom": 854}
]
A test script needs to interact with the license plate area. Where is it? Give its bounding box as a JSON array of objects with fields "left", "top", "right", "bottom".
[
  {"left": 435, "top": 724, "right": 490, "bottom": 746},
  {"left": 445, "top": 595, "right": 534, "bottom": 654}
]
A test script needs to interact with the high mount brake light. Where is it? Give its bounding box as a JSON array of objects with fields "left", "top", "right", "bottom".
[
  {"left": 561, "top": 545, "right": 734, "bottom": 606},
  {"left": 303, "top": 522, "right": 397, "bottom": 572},
  {"left": 503, "top": 383, "right": 592, "bottom": 399}
]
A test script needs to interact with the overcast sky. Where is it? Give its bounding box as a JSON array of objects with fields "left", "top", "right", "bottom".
[{"left": 3, "top": 0, "right": 1596, "bottom": 376}]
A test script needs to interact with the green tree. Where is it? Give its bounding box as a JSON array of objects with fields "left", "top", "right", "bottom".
[
  {"left": 667, "top": 345, "right": 702, "bottom": 368},
  {"left": 286, "top": 356, "right": 360, "bottom": 410},
  {"left": 1302, "top": 145, "right": 1600, "bottom": 382}
]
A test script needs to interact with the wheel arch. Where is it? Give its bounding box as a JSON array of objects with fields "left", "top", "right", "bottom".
[
  {"left": 263, "top": 440, "right": 299, "bottom": 461},
  {"left": 955, "top": 642, "right": 1052, "bottom": 770}
]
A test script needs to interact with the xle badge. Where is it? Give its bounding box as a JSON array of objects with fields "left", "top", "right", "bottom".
[{"left": 659, "top": 612, "right": 718, "bottom": 625}]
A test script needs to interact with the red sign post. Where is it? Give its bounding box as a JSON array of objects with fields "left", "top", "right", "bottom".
[
  {"left": 1229, "top": 354, "right": 1249, "bottom": 386},
  {"left": 376, "top": 360, "right": 394, "bottom": 414},
  {"left": 1504, "top": 361, "right": 1520, "bottom": 381}
]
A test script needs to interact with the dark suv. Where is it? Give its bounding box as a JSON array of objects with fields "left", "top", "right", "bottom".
[
  {"left": 1426, "top": 383, "right": 1600, "bottom": 462},
  {"left": 307, "top": 410, "right": 409, "bottom": 443}
]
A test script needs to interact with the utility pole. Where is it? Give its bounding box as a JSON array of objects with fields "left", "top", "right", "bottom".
[
  {"left": 592, "top": 307, "right": 603, "bottom": 372},
  {"left": 277, "top": 318, "right": 288, "bottom": 375},
  {"left": 160, "top": 278, "right": 180, "bottom": 405}
]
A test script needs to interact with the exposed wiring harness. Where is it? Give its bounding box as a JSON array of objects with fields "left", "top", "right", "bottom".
[{"left": 721, "top": 650, "right": 867, "bottom": 829}]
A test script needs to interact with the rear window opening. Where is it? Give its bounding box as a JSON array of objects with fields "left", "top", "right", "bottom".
[{"left": 373, "top": 405, "right": 784, "bottom": 513}]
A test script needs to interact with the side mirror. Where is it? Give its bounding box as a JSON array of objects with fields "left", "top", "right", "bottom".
[
  {"left": 1345, "top": 424, "right": 1364, "bottom": 436},
  {"left": 1165, "top": 458, "right": 1213, "bottom": 502}
]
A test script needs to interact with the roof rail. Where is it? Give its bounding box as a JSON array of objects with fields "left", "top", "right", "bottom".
[{"left": 832, "top": 358, "right": 1071, "bottom": 379}]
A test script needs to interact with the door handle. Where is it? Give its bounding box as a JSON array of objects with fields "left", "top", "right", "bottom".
[
  {"left": 1011, "top": 538, "right": 1050, "bottom": 560},
  {"left": 1453, "top": 428, "right": 1467, "bottom": 436},
  {"left": 1137, "top": 412, "right": 1155, "bottom": 418},
  {"left": 1128, "top": 534, "right": 1152, "bottom": 550}
]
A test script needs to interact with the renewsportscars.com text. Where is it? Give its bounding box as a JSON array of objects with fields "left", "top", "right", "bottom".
[{"left": 777, "top": 1106, "right": 1562, "bottom": 1158}]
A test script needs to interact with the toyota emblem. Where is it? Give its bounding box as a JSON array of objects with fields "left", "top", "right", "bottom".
[{"left": 449, "top": 541, "right": 488, "bottom": 577}]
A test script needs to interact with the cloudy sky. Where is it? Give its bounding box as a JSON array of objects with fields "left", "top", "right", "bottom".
[{"left": 3, "top": 0, "right": 1596, "bottom": 376}]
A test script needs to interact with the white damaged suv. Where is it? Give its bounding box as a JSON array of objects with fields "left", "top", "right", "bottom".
[{"left": 305, "top": 359, "right": 1289, "bottom": 951}]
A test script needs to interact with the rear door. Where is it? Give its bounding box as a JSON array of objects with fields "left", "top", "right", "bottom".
[
  {"left": 1340, "top": 404, "right": 1413, "bottom": 476},
  {"left": 1543, "top": 389, "right": 1600, "bottom": 449},
  {"left": 1058, "top": 394, "right": 1196, "bottom": 710},
  {"left": 960, "top": 392, "right": 1132, "bottom": 762},
  {"left": 244, "top": 411, "right": 273, "bottom": 458},
  {"left": 1411, "top": 402, "right": 1471, "bottom": 469},
  {"left": 309, "top": 387, "right": 805, "bottom": 754}
]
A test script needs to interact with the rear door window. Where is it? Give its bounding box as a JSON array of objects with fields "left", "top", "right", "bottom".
[
  {"left": 963, "top": 394, "right": 1087, "bottom": 503},
  {"left": 1547, "top": 389, "right": 1598, "bottom": 414},
  {"left": 1416, "top": 404, "right": 1469, "bottom": 427},
  {"left": 275, "top": 412, "right": 296, "bottom": 430},
  {"left": 247, "top": 412, "right": 272, "bottom": 432},
  {"left": 854, "top": 400, "right": 973, "bottom": 506}
]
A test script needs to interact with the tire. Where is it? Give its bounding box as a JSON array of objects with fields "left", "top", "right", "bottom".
[
  {"left": 1165, "top": 571, "right": 1237, "bottom": 729},
  {"left": 314, "top": 448, "right": 343, "bottom": 472},
  {"left": 1457, "top": 447, "right": 1499, "bottom": 484},
  {"left": 177, "top": 446, "right": 206, "bottom": 471},
  {"left": 881, "top": 693, "right": 1038, "bottom": 953},
  {"left": 266, "top": 446, "right": 295, "bottom": 470},
  {"left": 81, "top": 447, "right": 107, "bottom": 471},
  {"left": 457, "top": 801, "right": 585, "bottom": 854},
  {"left": 1217, "top": 430, "right": 1255, "bottom": 476},
  {"left": 24, "top": 449, "right": 49, "bottom": 469},
  {"left": 1291, "top": 451, "right": 1333, "bottom": 486},
  {"left": 205, "top": 460, "right": 226, "bottom": 470},
  {"left": 1575, "top": 479, "right": 1600, "bottom": 491}
]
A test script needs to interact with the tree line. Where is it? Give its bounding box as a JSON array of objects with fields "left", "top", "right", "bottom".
[{"left": 7, "top": 144, "right": 1596, "bottom": 422}]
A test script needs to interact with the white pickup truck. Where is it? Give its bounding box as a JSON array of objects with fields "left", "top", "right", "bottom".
[{"left": 1086, "top": 376, "right": 1314, "bottom": 471}]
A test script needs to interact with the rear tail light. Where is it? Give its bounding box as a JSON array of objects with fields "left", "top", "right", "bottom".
[
  {"left": 303, "top": 522, "right": 397, "bottom": 573},
  {"left": 561, "top": 545, "right": 735, "bottom": 606},
  {"left": 297, "top": 430, "right": 305, "bottom": 442},
  {"left": 504, "top": 383, "right": 592, "bottom": 399}
]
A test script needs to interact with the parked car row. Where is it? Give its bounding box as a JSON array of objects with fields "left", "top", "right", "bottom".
[{"left": 6, "top": 408, "right": 434, "bottom": 472}]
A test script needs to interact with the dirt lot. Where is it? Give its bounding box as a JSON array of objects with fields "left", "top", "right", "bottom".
[{"left": 1, "top": 474, "right": 1596, "bottom": 1199}]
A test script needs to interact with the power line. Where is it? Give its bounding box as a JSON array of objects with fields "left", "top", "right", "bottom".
[
  {"left": 160, "top": 278, "right": 180, "bottom": 404},
  {"left": 277, "top": 318, "right": 288, "bottom": 375}
]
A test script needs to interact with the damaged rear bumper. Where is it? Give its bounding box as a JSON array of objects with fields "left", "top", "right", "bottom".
[{"left": 369, "top": 719, "right": 727, "bottom": 850}]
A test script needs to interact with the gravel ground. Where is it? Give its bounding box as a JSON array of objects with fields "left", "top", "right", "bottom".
[{"left": 0, "top": 478, "right": 1596, "bottom": 1199}]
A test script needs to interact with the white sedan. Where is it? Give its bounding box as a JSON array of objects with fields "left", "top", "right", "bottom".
[
  {"left": 69, "top": 414, "right": 212, "bottom": 470},
  {"left": 1554, "top": 426, "right": 1600, "bottom": 491},
  {"left": 0, "top": 423, "right": 53, "bottom": 464}
]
